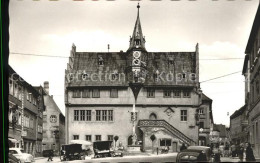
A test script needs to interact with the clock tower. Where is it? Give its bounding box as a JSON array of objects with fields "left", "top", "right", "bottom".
[{"left": 126, "top": 3, "right": 148, "bottom": 85}]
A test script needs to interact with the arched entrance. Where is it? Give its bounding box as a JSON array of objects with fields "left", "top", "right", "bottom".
[
  {"left": 128, "top": 135, "right": 133, "bottom": 145},
  {"left": 149, "top": 113, "right": 157, "bottom": 120}
]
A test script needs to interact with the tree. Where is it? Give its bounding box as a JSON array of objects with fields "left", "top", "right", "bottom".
[
  {"left": 114, "top": 136, "right": 119, "bottom": 148},
  {"left": 150, "top": 135, "right": 156, "bottom": 153}
]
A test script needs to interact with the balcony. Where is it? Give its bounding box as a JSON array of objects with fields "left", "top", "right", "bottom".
[{"left": 138, "top": 119, "right": 195, "bottom": 145}]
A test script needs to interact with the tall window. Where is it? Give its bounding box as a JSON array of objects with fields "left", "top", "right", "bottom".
[
  {"left": 102, "top": 110, "right": 107, "bottom": 121},
  {"left": 173, "top": 90, "right": 181, "bottom": 98},
  {"left": 18, "top": 86, "right": 22, "bottom": 101},
  {"left": 86, "top": 110, "right": 91, "bottom": 121},
  {"left": 147, "top": 89, "right": 155, "bottom": 98},
  {"left": 199, "top": 122, "right": 204, "bottom": 129},
  {"left": 110, "top": 89, "right": 118, "bottom": 98},
  {"left": 108, "top": 135, "right": 113, "bottom": 141},
  {"left": 199, "top": 108, "right": 204, "bottom": 114},
  {"left": 73, "top": 135, "right": 79, "bottom": 140},
  {"left": 95, "top": 135, "right": 101, "bottom": 141},
  {"left": 96, "top": 110, "right": 101, "bottom": 121},
  {"left": 80, "top": 110, "right": 85, "bottom": 121},
  {"left": 164, "top": 90, "right": 171, "bottom": 98},
  {"left": 24, "top": 115, "right": 29, "bottom": 128},
  {"left": 96, "top": 110, "right": 113, "bottom": 121},
  {"left": 74, "top": 110, "right": 79, "bottom": 121},
  {"left": 92, "top": 89, "right": 100, "bottom": 98},
  {"left": 183, "top": 91, "right": 191, "bottom": 98},
  {"left": 50, "top": 115, "right": 57, "bottom": 123},
  {"left": 108, "top": 110, "right": 113, "bottom": 121},
  {"left": 14, "top": 83, "right": 18, "bottom": 98},
  {"left": 86, "top": 135, "right": 92, "bottom": 142},
  {"left": 73, "top": 90, "right": 81, "bottom": 98},
  {"left": 29, "top": 118, "right": 34, "bottom": 128},
  {"left": 82, "top": 89, "right": 90, "bottom": 98},
  {"left": 181, "top": 110, "right": 187, "bottom": 121},
  {"left": 9, "top": 79, "right": 13, "bottom": 95}
]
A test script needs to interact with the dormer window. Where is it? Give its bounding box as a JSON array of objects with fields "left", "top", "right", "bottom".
[
  {"left": 98, "top": 56, "right": 104, "bottom": 65},
  {"left": 154, "top": 70, "right": 160, "bottom": 82},
  {"left": 82, "top": 72, "right": 89, "bottom": 80}
]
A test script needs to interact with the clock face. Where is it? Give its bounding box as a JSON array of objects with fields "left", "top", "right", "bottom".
[
  {"left": 133, "top": 59, "right": 141, "bottom": 66},
  {"left": 133, "top": 51, "right": 141, "bottom": 58}
]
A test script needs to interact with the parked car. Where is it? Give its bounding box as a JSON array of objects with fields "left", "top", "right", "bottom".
[
  {"left": 9, "top": 148, "right": 34, "bottom": 163},
  {"left": 8, "top": 153, "right": 21, "bottom": 163},
  {"left": 93, "top": 141, "right": 114, "bottom": 158},
  {"left": 176, "top": 146, "right": 213, "bottom": 163},
  {"left": 60, "top": 144, "right": 85, "bottom": 161}
]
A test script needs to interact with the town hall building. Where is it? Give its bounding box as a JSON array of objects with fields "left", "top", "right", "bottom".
[{"left": 64, "top": 4, "right": 213, "bottom": 152}]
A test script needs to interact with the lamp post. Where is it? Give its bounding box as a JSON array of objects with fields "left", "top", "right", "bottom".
[{"left": 129, "top": 83, "right": 143, "bottom": 145}]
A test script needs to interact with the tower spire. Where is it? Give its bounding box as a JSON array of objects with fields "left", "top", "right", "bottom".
[
  {"left": 128, "top": 3, "right": 146, "bottom": 51},
  {"left": 137, "top": 3, "right": 140, "bottom": 18}
]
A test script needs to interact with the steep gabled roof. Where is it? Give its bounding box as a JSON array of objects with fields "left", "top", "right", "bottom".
[
  {"left": 202, "top": 93, "right": 212, "bottom": 102},
  {"left": 230, "top": 104, "right": 247, "bottom": 119}
]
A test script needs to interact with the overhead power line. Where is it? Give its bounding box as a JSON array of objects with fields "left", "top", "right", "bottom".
[
  {"left": 10, "top": 52, "right": 244, "bottom": 61},
  {"left": 200, "top": 71, "right": 241, "bottom": 83}
]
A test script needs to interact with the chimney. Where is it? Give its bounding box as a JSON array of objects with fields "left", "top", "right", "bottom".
[{"left": 44, "top": 81, "right": 49, "bottom": 95}]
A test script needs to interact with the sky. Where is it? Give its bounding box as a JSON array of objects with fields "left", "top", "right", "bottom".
[{"left": 8, "top": 0, "right": 259, "bottom": 127}]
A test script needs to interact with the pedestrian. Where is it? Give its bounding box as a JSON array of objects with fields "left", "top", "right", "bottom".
[
  {"left": 224, "top": 144, "right": 229, "bottom": 157},
  {"left": 212, "top": 144, "right": 220, "bottom": 163},
  {"left": 245, "top": 142, "right": 256, "bottom": 162},
  {"left": 180, "top": 143, "right": 187, "bottom": 151},
  {"left": 231, "top": 144, "right": 236, "bottom": 157},
  {"left": 238, "top": 143, "right": 244, "bottom": 162},
  {"left": 47, "top": 150, "right": 53, "bottom": 161}
]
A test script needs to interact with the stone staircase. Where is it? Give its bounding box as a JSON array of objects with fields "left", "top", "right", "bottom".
[{"left": 138, "top": 119, "right": 196, "bottom": 145}]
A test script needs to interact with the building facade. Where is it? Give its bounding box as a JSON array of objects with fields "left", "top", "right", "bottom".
[
  {"left": 65, "top": 4, "right": 211, "bottom": 152},
  {"left": 42, "top": 81, "right": 65, "bottom": 156},
  {"left": 198, "top": 94, "right": 214, "bottom": 146},
  {"left": 245, "top": 2, "right": 260, "bottom": 158},
  {"left": 230, "top": 105, "right": 248, "bottom": 145},
  {"left": 8, "top": 66, "right": 44, "bottom": 156}
]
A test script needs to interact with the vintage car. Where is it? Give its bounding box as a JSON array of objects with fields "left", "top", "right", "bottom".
[
  {"left": 8, "top": 153, "right": 21, "bottom": 163},
  {"left": 176, "top": 146, "right": 213, "bottom": 163},
  {"left": 93, "top": 141, "right": 114, "bottom": 158},
  {"left": 9, "top": 148, "right": 34, "bottom": 163},
  {"left": 60, "top": 144, "right": 85, "bottom": 161}
]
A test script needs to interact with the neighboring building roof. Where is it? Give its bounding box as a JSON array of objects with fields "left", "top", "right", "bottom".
[
  {"left": 44, "top": 95, "right": 65, "bottom": 118},
  {"left": 213, "top": 124, "right": 227, "bottom": 137},
  {"left": 245, "top": 3, "right": 260, "bottom": 54},
  {"left": 230, "top": 104, "right": 247, "bottom": 119},
  {"left": 9, "top": 65, "right": 39, "bottom": 96},
  {"left": 202, "top": 93, "right": 212, "bottom": 102}
]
